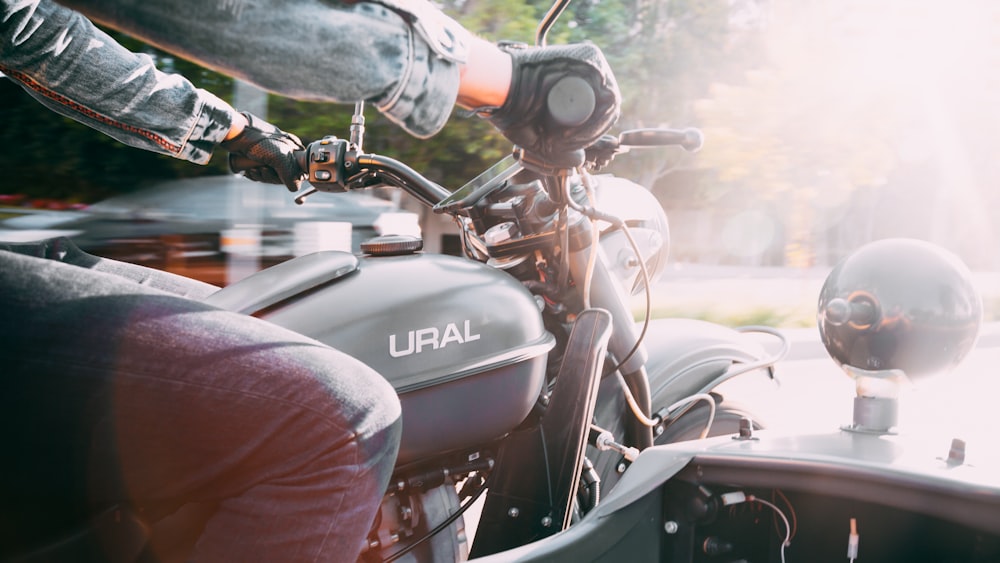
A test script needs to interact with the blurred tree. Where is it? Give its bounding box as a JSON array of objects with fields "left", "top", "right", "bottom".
[
  {"left": 690, "top": 1, "right": 939, "bottom": 265},
  {"left": 563, "top": 0, "right": 765, "bottom": 190}
]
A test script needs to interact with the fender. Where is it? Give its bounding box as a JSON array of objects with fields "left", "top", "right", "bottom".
[
  {"left": 589, "top": 317, "right": 771, "bottom": 487},
  {"left": 594, "top": 318, "right": 771, "bottom": 434},
  {"left": 639, "top": 317, "right": 772, "bottom": 409}
]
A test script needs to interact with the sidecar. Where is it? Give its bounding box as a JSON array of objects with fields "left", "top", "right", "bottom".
[
  {"left": 475, "top": 239, "right": 1000, "bottom": 562},
  {"left": 477, "top": 424, "right": 1000, "bottom": 562}
]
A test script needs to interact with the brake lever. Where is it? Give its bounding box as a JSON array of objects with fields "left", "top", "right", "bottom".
[
  {"left": 583, "top": 134, "right": 622, "bottom": 171},
  {"left": 293, "top": 187, "right": 320, "bottom": 205}
]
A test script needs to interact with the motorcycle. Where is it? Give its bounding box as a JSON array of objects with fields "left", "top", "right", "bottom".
[
  {"left": 13, "top": 0, "right": 1000, "bottom": 558},
  {"left": 7, "top": 2, "right": 789, "bottom": 560},
  {"left": 211, "top": 90, "right": 785, "bottom": 563}
]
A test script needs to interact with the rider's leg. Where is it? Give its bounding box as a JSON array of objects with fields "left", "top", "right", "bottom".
[{"left": 0, "top": 245, "right": 401, "bottom": 561}]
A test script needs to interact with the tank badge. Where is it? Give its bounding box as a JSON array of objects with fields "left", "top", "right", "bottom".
[{"left": 389, "top": 320, "right": 481, "bottom": 358}]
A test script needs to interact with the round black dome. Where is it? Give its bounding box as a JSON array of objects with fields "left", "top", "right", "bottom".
[{"left": 817, "top": 239, "right": 982, "bottom": 380}]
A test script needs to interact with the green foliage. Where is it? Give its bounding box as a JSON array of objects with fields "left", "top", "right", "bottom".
[
  {"left": 449, "top": 0, "right": 542, "bottom": 42},
  {"left": 643, "top": 303, "right": 817, "bottom": 329},
  {"left": 561, "top": 0, "right": 763, "bottom": 189},
  {"left": 268, "top": 96, "right": 509, "bottom": 190}
]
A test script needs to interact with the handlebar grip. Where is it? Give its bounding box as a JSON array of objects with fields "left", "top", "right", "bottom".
[
  {"left": 618, "top": 128, "right": 703, "bottom": 152},
  {"left": 227, "top": 151, "right": 310, "bottom": 175},
  {"left": 228, "top": 154, "right": 263, "bottom": 174},
  {"left": 547, "top": 75, "right": 596, "bottom": 127}
]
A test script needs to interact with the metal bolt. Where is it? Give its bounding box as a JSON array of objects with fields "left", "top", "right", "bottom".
[
  {"left": 508, "top": 507, "right": 520, "bottom": 518},
  {"left": 664, "top": 521, "right": 679, "bottom": 534},
  {"left": 344, "top": 160, "right": 353, "bottom": 169},
  {"left": 617, "top": 462, "right": 627, "bottom": 474},
  {"left": 946, "top": 438, "right": 967, "bottom": 466},
  {"left": 733, "top": 416, "right": 758, "bottom": 441},
  {"left": 541, "top": 516, "right": 553, "bottom": 528}
]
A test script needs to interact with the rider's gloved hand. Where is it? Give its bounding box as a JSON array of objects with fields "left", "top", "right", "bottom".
[
  {"left": 486, "top": 42, "right": 620, "bottom": 167},
  {"left": 220, "top": 112, "right": 306, "bottom": 192}
]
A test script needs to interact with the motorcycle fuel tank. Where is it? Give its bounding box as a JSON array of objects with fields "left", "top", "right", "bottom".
[{"left": 258, "top": 251, "right": 555, "bottom": 464}]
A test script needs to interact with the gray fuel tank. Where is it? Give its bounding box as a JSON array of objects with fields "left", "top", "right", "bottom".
[{"left": 257, "top": 251, "right": 556, "bottom": 464}]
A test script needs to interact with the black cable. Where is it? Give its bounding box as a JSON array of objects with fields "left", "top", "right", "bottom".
[
  {"left": 557, "top": 207, "right": 571, "bottom": 293},
  {"left": 539, "top": 427, "right": 555, "bottom": 509},
  {"left": 559, "top": 175, "right": 653, "bottom": 377},
  {"left": 603, "top": 223, "right": 652, "bottom": 376}
]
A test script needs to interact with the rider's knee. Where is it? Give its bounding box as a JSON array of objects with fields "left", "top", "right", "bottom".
[{"left": 292, "top": 345, "right": 402, "bottom": 452}]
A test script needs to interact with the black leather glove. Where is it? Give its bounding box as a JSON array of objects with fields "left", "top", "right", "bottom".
[
  {"left": 486, "top": 42, "right": 620, "bottom": 168},
  {"left": 220, "top": 112, "right": 306, "bottom": 192}
]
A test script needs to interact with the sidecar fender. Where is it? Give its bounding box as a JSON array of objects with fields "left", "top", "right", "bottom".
[{"left": 641, "top": 318, "right": 773, "bottom": 409}]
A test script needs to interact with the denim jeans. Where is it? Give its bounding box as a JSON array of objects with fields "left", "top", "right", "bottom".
[{"left": 0, "top": 239, "right": 402, "bottom": 561}]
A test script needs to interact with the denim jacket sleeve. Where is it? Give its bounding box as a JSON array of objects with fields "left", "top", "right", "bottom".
[
  {"left": 0, "top": 0, "right": 237, "bottom": 164},
  {"left": 56, "top": 0, "right": 470, "bottom": 139}
]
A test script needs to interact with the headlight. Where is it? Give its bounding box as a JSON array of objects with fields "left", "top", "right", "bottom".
[{"left": 592, "top": 175, "right": 670, "bottom": 295}]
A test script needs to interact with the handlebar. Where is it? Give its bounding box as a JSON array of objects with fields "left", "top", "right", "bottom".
[
  {"left": 229, "top": 125, "right": 704, "bottom": 209},
  {"left": 229, "top": 138, "right": 451, "bottom": 206},
  {"left": 355, "top": 154, "right": 452, "bottom": 206}
]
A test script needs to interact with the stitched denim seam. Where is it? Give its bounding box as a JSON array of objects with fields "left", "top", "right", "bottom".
[{"left": 0, "top": 62, "right": 182, "bottom": 155}]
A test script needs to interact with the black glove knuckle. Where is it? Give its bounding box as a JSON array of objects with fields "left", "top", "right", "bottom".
[{"left": 221, "top": 112, "right": 305, "bottom": 187}]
